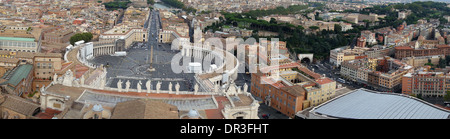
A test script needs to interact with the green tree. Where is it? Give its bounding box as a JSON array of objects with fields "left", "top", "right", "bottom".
[
  {"left": 445, "top": 91, "right": 450, "bottom": 101},
  {"left": 334, "top": 24, "right": 342, "bottom": 34},
  {"left": 309, "top": 26, "right": 319, "bottom": 30},
  {"left": 70, "top": 32, "right": 93, "bottom": 45},
  {"left": 103, "top": 0, "right": 131, "bottom": 10},
  {"left": 417, "top": 94, "right": 423, "bottom": 100},
  {"left": 147, "top": 0, "right": 155, "bottom": 5},
  {"left": 269, "top": 18, "right": 277, "bottom": 24},
  {"left": 439, "top": 58, "right": 447, "bottom": 68}
]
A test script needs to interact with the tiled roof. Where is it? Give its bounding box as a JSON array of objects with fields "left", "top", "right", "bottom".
[
  {"left": 281, "top": 85, "right": 305, "bottom": 97},
  {"left": 35, "top": 108, "right": 61, "bottom": 119},
  {"left": 316, "top": 77, "right": 334, "bottom": 85},
  {"left": 0, "top": 94, "right": 40, "bottom": 116},
  {"left": 111, "top": 99, "right": 179, "bottom": 119}
]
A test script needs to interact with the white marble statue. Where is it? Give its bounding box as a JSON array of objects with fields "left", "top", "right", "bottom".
[
  {"left": 175, "top": 82, "right": 180, "bottom": 95},
  {"left": 125, "top": 80, "right": 131, "bottom": 92},
  {"left": 156, "top": 81, "right": 161, "bottom": 93},
  {"left": 168, "top": 82, "right": 173, "bottom": 94},
  {"left": 243, "top": 83, "right": 248, "bottom": 93},
  {"left": 40, "top": 85, "right": 45, "bottom": 93},
  {"left": 137, "top": 80, "right": 142, "bottom": 93},
  {"left": 146, "top": 80, "right": 151, "bottom": 93},
  {"left": 62, "top": 69, "right": 74, "bottom": 87},
  {"left": 194, "top": 83, "right": 199, "bottom": 94},
  {"left": 237, "top": 86, "right": 241, "bottom": 95},
  {"left": 117, "top": 79, "right": 123, "bottom": 92},
  {"left": 53, "top": 73, "right": 58, "bottom": 83}
]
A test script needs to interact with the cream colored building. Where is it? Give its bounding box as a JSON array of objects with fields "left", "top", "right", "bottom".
[
  {"left": 305, "top": 77, "right": 336, "bottom": 107},
  {"left": 100, "top": 26, "right": 148, "bottom": 49},
  {"left": 340, "top": 60, "right": 362, "bottom": 82},
  {"left": 33, "top": 53, "right": 63, "bottom": 80},
  {"left": 330, "top": 46, "right": 368, "bottom": 67},
  {"left": 402, "top": 55, "right": 443, "bottom": 67},
  {"left": 356, "top": 68, "right": 370, "bottom": 84}
]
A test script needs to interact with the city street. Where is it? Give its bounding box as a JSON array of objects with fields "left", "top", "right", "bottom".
[
  {"left": 305, "top": 59, "right": 362, "bottom": 90},
  {"left": 147, "top": 10, "right": 160, "bottom": 50}
]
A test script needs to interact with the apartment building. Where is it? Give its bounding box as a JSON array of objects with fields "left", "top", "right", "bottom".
[
  {"left": 329, "top": 46, "right": 369, "bottom": 67},
  {"left": 340, "top": 56, "right": 413, "bottom": 92},
  {"left": 251, "top": 61, "right": 336, "bottom": 118},
  {"left": 402, "top": 69, "right": 450, "bottom": 97},
  {"left": 401, "top": 55, "right": 444, "bottom": 67},
  {"left": 33, "top": 53, "right": 63, "bottom": 80},
  {"left": 43, "top": 29, "right": 75, "bottom": 44},
  {"left": 99, "top": 25, "right": 148, "bottom": 50},
  {"left": 159, "top": 11, "right": 190, "bottom": 46}
]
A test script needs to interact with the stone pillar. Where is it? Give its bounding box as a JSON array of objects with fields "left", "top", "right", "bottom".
[{"left": 40, "top": 90, "right": 47, "bottom": 111}]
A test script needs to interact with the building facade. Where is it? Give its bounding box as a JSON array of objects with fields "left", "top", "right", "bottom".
[
  {"left": 340, "top": 57, "right": 413, "bottom": 92},
  {"left": 0, "top": 36, "right": 39, "bottom": 52},
  {"left": 33, "top": 53, "right": 63, "bottom": 80},
  {"left": 395, "top": 42, "right": 450, "bottom": 59},
  {"left": 251, "top": 62, "right": 336, "bottom": 118},
  {"left": 402, "top": 71, "right": 449, "bottom": 97}
]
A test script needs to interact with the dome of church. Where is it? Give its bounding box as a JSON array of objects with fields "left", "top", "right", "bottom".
[
  {"left": 187, "top": 109, "right": 200, "bottom": 118},
  {"left": 93, "top": 104, "right": 104, "bottom": 112}
]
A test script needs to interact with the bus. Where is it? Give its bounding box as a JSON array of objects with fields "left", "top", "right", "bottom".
[{"left": 337, "top": 78, "right": 346, "bottom": 83}]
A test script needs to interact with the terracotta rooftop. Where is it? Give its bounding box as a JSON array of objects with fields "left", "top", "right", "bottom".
[
  {"left": 281, "top": 85, "right": 305, "bottom": 97},
  {"left": 35, "top": 108, "right": 61, "bottom": 119},
  {"left": 316, "top": 77, "right": 334, "bottom": 85},
  {"left": 204, "top": 96, "right": 227, "bottom": 119},
  {"left": 0, "top": 94, "right": 40, "bottom": 116},
  {"left": 111, "top": 99, "right": 179, "bottom": 119}
]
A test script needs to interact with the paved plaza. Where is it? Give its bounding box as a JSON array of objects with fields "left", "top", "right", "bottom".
[{"left": 88, "top": 43, "right": 217, "bottom": 91}]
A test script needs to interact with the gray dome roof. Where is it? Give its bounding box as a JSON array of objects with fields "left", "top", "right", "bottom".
[
  {"left": 187, "top": 109, "right": 200, "bottom": 118},
  {"left": 93, "top": 104, "right": 104, "bottom": 112}
]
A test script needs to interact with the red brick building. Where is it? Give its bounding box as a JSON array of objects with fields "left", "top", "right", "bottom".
[
  {"left": 357, "top": 37, "right": 366, "bottom": 48},
  {"left": 251, "top": 71, "right": 307, "bottom": 118},
  {"left": 395, "top": 44, "right": 450, "bottom": 59},
  {"left": 402, "top": 72, "right": 447, "bottom": 97}
]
